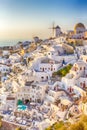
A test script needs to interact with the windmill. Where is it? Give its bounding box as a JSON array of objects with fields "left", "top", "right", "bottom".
[{"left": 49, "top": 22, "right": 56, "bottom": 38}]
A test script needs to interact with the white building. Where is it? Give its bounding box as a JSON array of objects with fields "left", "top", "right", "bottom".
[
  {"left": 0, "top": 93, "right": 16, "bottom": 111},
  {"left": 38, "top": 58, "right": 62, "bottom": 76},
  {"left": 17, "top": 82, "right": 47, "bottom": 103},
  {"left": 33, "top": 70, "right": 50, "bottom": 82},
  {"left": 0, "top": 65, "right": 10, "bottom": 73},
  {"left": 9, "top": 53, "right": 21, "bottom": 63},
  {"left": 54, "top": 36, "right": 66, "bottom": 43},
  {"left": 54, "top": 26, "right": 62, "bottom": 37}
]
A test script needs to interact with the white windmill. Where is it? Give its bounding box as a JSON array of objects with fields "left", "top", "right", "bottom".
[{"left": 49, "top": 22, "right": 61, "bottom": 38}]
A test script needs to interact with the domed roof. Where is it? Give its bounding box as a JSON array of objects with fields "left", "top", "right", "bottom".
[
  {"left": 55, "top": 25, "right": 60, "bottom": 29},
  {"left": 74, "top": 23, "right": 85, "bottom": 30}
]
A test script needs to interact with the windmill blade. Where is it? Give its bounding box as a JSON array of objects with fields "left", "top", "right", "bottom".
[
  {"left": 52, "top": 22, "right": 55, "bottom": 29},
  {"left": 48, "top": 27, "right": 52, "bottom": 29},
  {"left": 48, "top": 22, "right": 55, "bottom": 37},
  {"left": 52, "top": 22, "right": 55, "bottom": 37}
]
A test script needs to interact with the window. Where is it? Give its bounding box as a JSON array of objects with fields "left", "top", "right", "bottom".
[
  {"left": 51, "top": 68, "right": 53, "bottom": 71},
  {"left": 80, "top": 82, "right": 82, "bottom": 86},
  {"left": 80, "top": 67, "right": 82, "bottom": 70},
  {"left": 83, "top": 81, "right": 86, "bottom": 88},
  {"left": 41, "top": 76, "right": 44, "bottom": 79},
  {"left": 51, "top": 65, "right": 53, "bottom": 67},
  {"left": 46, "top": 76, "right": 48, "bottom": 79}
]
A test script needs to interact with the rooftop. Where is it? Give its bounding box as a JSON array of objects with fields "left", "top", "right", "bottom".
[{"left": 41, "top": 58, "right": 60, "bottom": 64}]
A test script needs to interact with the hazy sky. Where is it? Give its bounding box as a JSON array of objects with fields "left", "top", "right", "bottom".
[{"left": 0, "top": 0, "right": 87, "bottom": 40}]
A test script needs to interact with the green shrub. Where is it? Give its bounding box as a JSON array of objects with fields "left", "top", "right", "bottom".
[
  {"left": 0, "top": 121, "right": 2, "bottom": 128},
  {"left": 45, "top": 115, "right": 87, "bottom": 130},
  {"left": 53, "top": 64, "right": 72, "bottom": 77},
  {"left": 15, "top": 127, "right": 22, "bottom": 130},
  {"left": 17, "top": 99, "right": 23, "bottom": 105}
]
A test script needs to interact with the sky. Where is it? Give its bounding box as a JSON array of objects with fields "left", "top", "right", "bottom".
[{"left": 0, "top": 0, "right": 87, "bottom": 40}]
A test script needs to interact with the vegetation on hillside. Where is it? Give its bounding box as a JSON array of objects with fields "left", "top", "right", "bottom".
[
  {"left": 45, "top": 115, "right": 87, "bottom": 130},
  {"left": 52, "top": 64, "right": 72, "bottom": 77},
  {"left": 0, "top": 121, "right": 2, "bottom": 128},
  {"left": 15, "top": 127, "right": 22, "bottom": 130}
]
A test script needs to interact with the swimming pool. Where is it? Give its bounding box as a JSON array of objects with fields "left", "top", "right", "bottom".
[{"left": 18, "top": 105, "right": 27, "bottom": 110}]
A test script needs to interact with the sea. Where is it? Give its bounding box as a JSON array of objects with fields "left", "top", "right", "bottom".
[
  {"left": 0, "top": 40, "right": 18, "bottom": 47},
  {"left": 0, "top": 39, "right": 30, "bottom": 47}
]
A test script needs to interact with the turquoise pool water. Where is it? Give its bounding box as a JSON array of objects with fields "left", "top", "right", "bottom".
[{"left": 18, "top": 105, "right": 27, "bottom": 110}]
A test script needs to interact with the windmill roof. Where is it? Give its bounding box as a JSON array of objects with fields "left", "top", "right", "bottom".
[{"left": 55, "top": 25, "right": 60, "bottom": 29}]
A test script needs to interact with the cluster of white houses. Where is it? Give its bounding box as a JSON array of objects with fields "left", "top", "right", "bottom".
[{"left": 0, "top": 23, "right": 87, "bottom": 129}]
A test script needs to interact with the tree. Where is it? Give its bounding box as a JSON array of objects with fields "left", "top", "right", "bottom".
[
  {"left": 58, "top": 126, "right": 67, "bottom": 130},
  {"left": 45, "top": 115, "right": 87, "bottom": 130},
  {"left": 17, "top": 99, "right": 23, "bottom": 105},
  {"left": 80, "top": 115, "right": 87, "bottom": 123},
  {"left": 52, "top": 64, "right": 72, "bottom": 77},
  {"left": 70, "top": 122, "right": 84, "bottom": 130},
  {"left": 15, "top": 127, "right": 22, "bottom": 130},
  {"left": 0, "top": 121, "right": 2, "bottom": 128}
]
